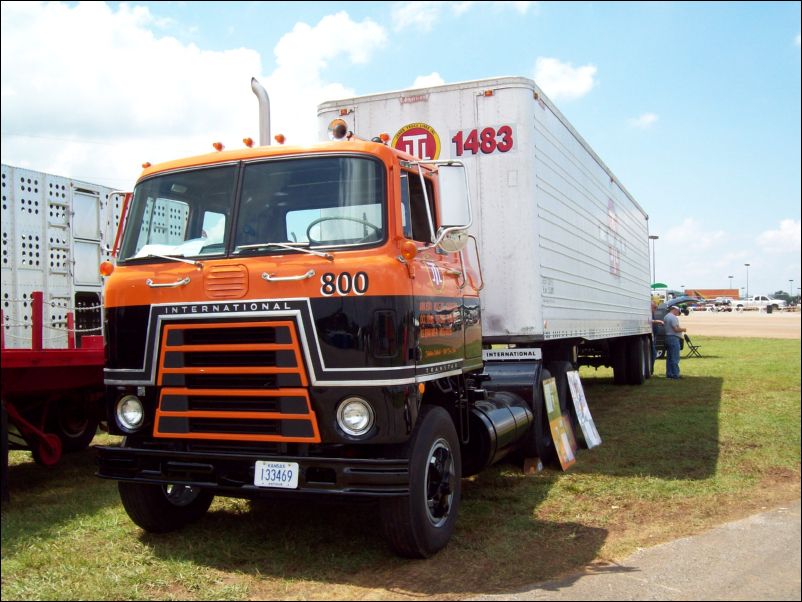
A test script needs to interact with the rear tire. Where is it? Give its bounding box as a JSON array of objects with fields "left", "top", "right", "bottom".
[
  {"left": 521, "top": 369, "right": 558, "bottom": 465},
  {"left": 625, "top": 337, "right": 645, "bottom": 385},
  {"left": 611, "top": 340, "right": 628, "bottom": 385},
  {"left": 380, "top": 405, "right": 461, "bottom": 558},
  {"left": 118, "top": 482, "right": 214, "bottom": 533}
]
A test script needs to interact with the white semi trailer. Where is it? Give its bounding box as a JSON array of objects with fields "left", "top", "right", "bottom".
[{"left": 318, "top": 76, "right": 653, "bottom": 385}]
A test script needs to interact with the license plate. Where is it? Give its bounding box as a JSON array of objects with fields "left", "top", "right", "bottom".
[{"left": 254, "top": 461, "right": 299, "bottom": 489}]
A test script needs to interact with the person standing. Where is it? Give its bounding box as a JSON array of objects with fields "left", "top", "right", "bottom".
[
  {"left": 651, "top": 301, "right": 663, "bottom": 374},
  {"left": 664, "top": 305, "right": 686, "bottom": 379}
]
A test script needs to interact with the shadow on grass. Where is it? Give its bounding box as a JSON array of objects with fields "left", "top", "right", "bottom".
[
  {"left": 577, "top": 375, "right": 723, "bottom": 480},
  {"left": 139, "top": 469, "right": 607, "bottom": 598},
  {"left": 0, "top": 446, "right": 119, "bottom": 553},
  {"left": 136, "top": 377, "right": 723, "bottom": 597}
]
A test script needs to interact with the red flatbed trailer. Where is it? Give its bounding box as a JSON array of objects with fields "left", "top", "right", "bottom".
[{"left": 1, "top": 292, "right": 105, "bottom": 498}]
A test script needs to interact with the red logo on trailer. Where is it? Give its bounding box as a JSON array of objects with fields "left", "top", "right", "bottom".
[{"left": 392, "top": 123, "right": 441, "bottom": 160}]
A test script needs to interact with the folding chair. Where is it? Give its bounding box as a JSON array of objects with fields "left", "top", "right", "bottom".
[{"left": 684, "top": 334, "right": 702, "bottom": 358}]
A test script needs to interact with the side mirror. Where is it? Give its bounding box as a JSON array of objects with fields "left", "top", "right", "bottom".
[
  {"left": 435, "top": 227, "right": 469, "bottom": 253},
  {"left": 433, "top": 162, "right": 471, "bottom": 253}
]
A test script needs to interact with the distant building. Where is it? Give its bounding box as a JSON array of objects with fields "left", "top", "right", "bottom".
[{"left": 681, "top": 288, "right": 740, "bottom": 300}]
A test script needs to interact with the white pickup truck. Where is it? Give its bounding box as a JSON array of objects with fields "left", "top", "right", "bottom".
[{"left": 734, "top": 295, "right": 787, "bottom": 312}]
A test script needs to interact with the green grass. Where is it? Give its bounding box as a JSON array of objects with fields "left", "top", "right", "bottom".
[{"left": 2, "top": 336, "right": 800, "bottom": 600}]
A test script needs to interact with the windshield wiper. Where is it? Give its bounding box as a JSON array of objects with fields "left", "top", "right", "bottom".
[
  {"left": 234, "top": 241, "right": 333, "bottom": 261},
  {"left": 142, "top": 253, "right": 204, "bottom": 268}
]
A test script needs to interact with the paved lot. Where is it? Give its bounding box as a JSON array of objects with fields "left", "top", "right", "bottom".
[
  {"left": 473, "top": 500, "right": 801, "bottom": 601},
  {"left": 679, "top": 309, "right": 800, "bottom": 339}
]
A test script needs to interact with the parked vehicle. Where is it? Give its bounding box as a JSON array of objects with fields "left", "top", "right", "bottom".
[
  {"left": 734, "top": 295, "right": 786, "bottom": 312},
  {"left": 653, "top": 296, "right": 702, "bottom": 357},
  {"left": 1, "top": 165, "right": 121, "bottom": 474},
  {"left": 714, "top": 297, "right": 734, "bottom": 311},
  {"left": 96, "top": 77, "right": 652, "bottom": 557}
]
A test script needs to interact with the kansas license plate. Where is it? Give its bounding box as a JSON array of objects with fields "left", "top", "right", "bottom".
[{"left": 254, "top": 461, "right": 299, "bottom": 489}]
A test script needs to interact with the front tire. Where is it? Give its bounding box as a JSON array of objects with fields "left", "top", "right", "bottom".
[
  {"left": 118, "top": 482, "right": 214, "bottom": 533},
  {"left": 380, "top": 405, "right": 461, "bottom": 558}
]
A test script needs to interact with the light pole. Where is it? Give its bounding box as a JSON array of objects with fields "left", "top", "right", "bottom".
[
  {"left": 648, "top": 235, "right": 659, "bottom": 285},
  {"left": 790, "top": 279, "right": 794, "bottom": 303},
  {"left": 744, "top": 263, "right": 750, "bottom": 299}
]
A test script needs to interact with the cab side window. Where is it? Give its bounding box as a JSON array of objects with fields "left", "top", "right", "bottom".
[{"left": 400, "top": 171, "right": 436, "bottom": 243}]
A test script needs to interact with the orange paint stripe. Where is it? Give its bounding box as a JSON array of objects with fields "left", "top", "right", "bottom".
[
  {"left": 159, "top": 387, "right": 309, "bottom": 398},
  {"left": 161, "top": 343, "right": 297, "bottom": 352},
  {"left": 162, "top": 320, "right": 296, "bottom": 331},
  {"left": 157, "top": 410, "right": 313, "bottom": 420},
  {"left": 159, "top": 366, "right": 302, "bottom": 375},
  {"left": 151, "top": 431, "right": 320, "bottom": 443},
  {"left": 157, "top": 320, "right": 308, "bottom": 386}
]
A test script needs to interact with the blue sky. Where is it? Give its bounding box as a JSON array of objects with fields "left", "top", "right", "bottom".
[{"left": 1, "top": 1, "right": 800, "bottom": 296}]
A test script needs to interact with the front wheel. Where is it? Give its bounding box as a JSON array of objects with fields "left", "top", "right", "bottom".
[
  {"left": 380, "top": 406, "right": 461, "bottom": 558},
  {"left": 118, "top": 482, "right": 214, "bottom": 533}
]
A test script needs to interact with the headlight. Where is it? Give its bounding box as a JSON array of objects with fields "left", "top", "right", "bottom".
[
  {"left": 115, "top": 395, "right": 145, "bottom": 433},
  {"left": 336, "top": 397, "right": 374, "bottom": 437}
]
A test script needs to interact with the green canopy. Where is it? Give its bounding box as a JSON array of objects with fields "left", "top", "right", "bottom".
[{"left": 651, "top": 282, "right": 668, "bottom": 289}]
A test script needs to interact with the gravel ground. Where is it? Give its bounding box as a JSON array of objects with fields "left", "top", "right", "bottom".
[{"left": 678, "top": 309, "right": 800, "bottom": 339}]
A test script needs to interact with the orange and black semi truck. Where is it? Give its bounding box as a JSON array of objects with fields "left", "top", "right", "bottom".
[{"left": 97, "top": 77, "right": 652, "bottom": 558}]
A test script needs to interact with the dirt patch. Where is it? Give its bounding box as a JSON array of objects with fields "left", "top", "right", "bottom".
[{"left": 680, "top": 310, "right": 800, "bottom": 339}]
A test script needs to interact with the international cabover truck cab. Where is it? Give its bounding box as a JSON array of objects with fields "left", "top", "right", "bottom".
[{"left": 98, "top": 77, "right": 651, "bottom": 558}]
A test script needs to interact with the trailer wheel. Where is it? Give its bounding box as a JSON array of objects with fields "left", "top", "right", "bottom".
[
  {"left": 380, "top": 405, "right": 461, "bottom": 558},
  {"left": 611, "top": 341, "right": 628, "bottom": 385},
  {"left": 118, "top": 482, "right": 214, "bottom": 533},
  {"left": 51, "top": 398, "right": 99, "bottom": 452},
  {"left": 625, "top": 337, "right": 646, "bottom": 385},
  {"left": 522, "top": 369, "right": 557, "bottom": 465}
]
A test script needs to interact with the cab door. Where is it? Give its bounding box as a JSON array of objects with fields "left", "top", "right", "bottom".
[{"left": 400, "top": 169, "right": 465, "bottom": 378}]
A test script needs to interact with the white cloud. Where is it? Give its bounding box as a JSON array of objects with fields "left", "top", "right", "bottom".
[
  {"left": 629, "top": 113, "right": 659, "bottom": 129},
  {"left": 533, "top": 57, "right": 597, "bottom": 101},
  {"left": 266, "top": 11, "right": 386, "bottom": 143},
  {"left": 0, "top": 4, "right": 386, "bottom": 187},
  {"left": 412, "top": 72, "right": 446, "bottom": 88},
  {"left": 392, "top": 1, "right": 536, "bottom": 31},
  {"left": 757, "top": 219, "right": 801, "bottom": 254},
  {"left": 664, "top": 218, "right": 727, "bottom": 251},
  {"left": 391, "top": 2, "right": 444, "bottom": 32}
]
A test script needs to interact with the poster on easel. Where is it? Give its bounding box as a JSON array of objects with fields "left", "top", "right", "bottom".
[
  {"left": 566, "top": 370, "right": 602, "bottom": 448},
  {"left": 542, "top": 377, "right": 576, "bottom": 470}
]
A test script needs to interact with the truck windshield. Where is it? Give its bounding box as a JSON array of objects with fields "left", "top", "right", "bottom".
[
  {"left": 117, "top": 156, "right": 385, "bottom": 263},
  {"left": 234, "top": 156, "right": 384, "bottom": 252},
  {"left": 118, "top": 165, "right": 237, "bottom": 262}
]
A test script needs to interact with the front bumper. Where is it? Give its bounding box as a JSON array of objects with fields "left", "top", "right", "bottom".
[{"left": 96, "top": 445, "right": 409, "bottom": 498}]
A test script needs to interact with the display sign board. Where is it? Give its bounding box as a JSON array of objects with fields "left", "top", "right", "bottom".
[
  {"left": 566, "top": 370, "right": 602, "bottom": 448},
  {"left": 542, "top": 377, "right": 576, "bottom": 470}
]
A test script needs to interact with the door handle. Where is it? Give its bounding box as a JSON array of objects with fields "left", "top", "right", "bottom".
[
  {"left": 145, "top": 277, "right": 191, "bottom": 288},
  {"left": 261, "top": 269, "right": 316, "bottom": 282}
]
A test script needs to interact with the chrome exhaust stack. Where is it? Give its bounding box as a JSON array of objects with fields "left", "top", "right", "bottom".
[{"left": 251, "top": 77, "right": 270, "bottom": 146}]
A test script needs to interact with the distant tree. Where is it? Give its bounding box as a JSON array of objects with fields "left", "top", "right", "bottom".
[{"left": 773, "top": 290, "right": 792, "bottom": 303}]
